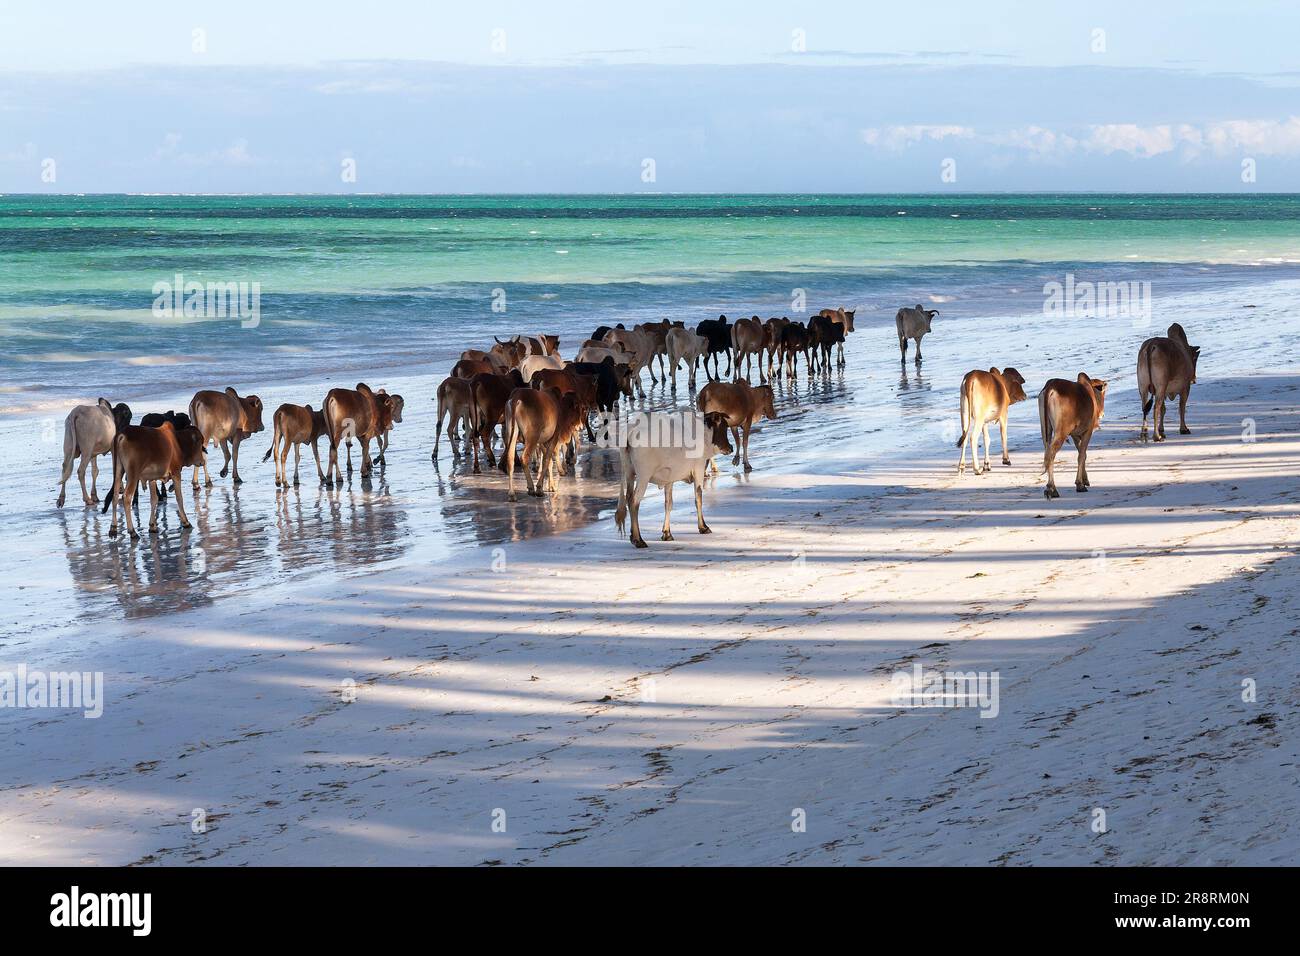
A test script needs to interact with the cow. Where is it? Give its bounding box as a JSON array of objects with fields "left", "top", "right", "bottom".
[
  {"left": 467, "top": 369, "right": 526, "bottom": 472},
  {"left": 262, "top": 403, "right": 329, "bottom": 487},
  {"left": 56, "top": 399, "right": 132, "bottom": 508},
  {"left": 695, "top": 316, "right": 732, "bottom": 380},
  {"left": 809, "top": 314, "right": 846, "bottom": 372},
  {"left": 567, "top": 358, "right": 633, "bottom": 413},
  {"left": 519, "top": 353, "right": 565, "bottom": 386},
  {"left": 103, "top": 422, "right": 194, "bottom": 540},
  {"left": 731, "top": 316, "right": 767, "bottom": 381},
  {"left": 322, "top": 383, "right": 396, "bottom": 483},
  {"left": 896, "top": 304, "right": 939, "bottom": 364},
  {"left": 521, "top": 333, "right": 561, "bottom": 356},
  {"left": 1038, "top": 373, "right": 1108, "bottom": 499},
  {"left": 818, "top": 306, "right": 857, "bottom": 364},
  {"left": 956, "top": 367, "right": 1028, "bottom": 475},
  {"left": 531, "top": 367, "right": 599, "bottom": 463},
  {"left": 665, "top": 327, "right": 711, "bottom": 391},
  {"left": 592, "top": 323, "right": 625, "bottom": 341},
  {"left": 502, "top": 388, "right": 585, "bottom": 500},
  {"left": 372, "top": 394, "right": 405, "bottom": 465},
  {"left": 188, "top": 387, "right": 264, "bottom": 487},
  {"left": 137, "top": 411, "right": 195, "bottom": 500},
  {"left": 779, "top": 321, "right": 812, "bottom": 378},
  {"left": 634, "top": 320, "right": 677, "bottom": 383},
  {"left": 697, "top": 379, "right": 778, "bottom": 473},
  {"left": 763, "top": 317, "right": 790, "bottom": 379},
  {"left": 1138, "top": 322, "right": 1201, "bottom": 442},
  {"left": 433, "top": 377, "right": 475, "bottom": 459},
  {"left": 461, "top": 349, "right": 510, "bottom": 374},
  {"left": 614, "top": 409, "right": 733, "bottom": 548},
  {"left": 491, "top": 337, "right": 528, "bottom": 368},
  {"left": 452, "top": 358, "right": 494, "bottom": 380},
  {"left": 605, "top": 327, "right": 653, "bottom": 390}
]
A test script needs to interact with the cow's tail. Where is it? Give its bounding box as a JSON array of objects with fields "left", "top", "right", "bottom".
[
  {"left": 262, "top": 409, "right": 279, "bottom": 462},
  {"left": 956, "top": 380, "right": 971, "bottom": 447},
  {"left": 1038, "top": 388, "right": 1054, "bottom": 476},
  {"left": 102, "top": 433, "right": 123, "bottom": 514},
  {"left": 614, "top": 443, "right": 633, "bottom": 536},
  {"left": 1140, "top": 345, "right": 1155, "bottom": 415}
]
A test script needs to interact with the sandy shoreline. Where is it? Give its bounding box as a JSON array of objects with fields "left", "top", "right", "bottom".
[{"left": 2, "top": 356, "right": 1297, "bottom": 863}]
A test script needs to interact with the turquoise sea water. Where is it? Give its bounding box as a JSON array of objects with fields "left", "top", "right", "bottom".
[{"left": 2, "top": 193, "right": 1299, "bottom": 411}]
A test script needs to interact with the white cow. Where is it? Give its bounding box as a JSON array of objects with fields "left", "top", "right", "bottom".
[
  {"left": 665, "top": 328, "right": 710, "bottom": 391},
  {"left": 519, "top": 353, "right": 565, "bottom": 385},
  {"left": 614, "top": 409, "right": 733, "bottom": 548},
  {"left": 56, "top": 398, "right": 132, "bottom": 507}
]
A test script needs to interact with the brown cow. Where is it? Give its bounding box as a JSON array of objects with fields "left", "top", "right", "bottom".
[
  {"left": 957, "top": 367, "right": 1028, "bottom": 475},
  {"left": 730, "top": 316, "right": 767, "bottom": 382},
  {"left": 1138, "top": 322, "right": 1201, "bottom": 442},
  {"left": 491, "top": 336, "right": 528, "bottom": 368},
  {"left": 502, "top": 388, "right": 584, "bottom": 500},
  {"left": 1038, "top": 373, "right": 1108, "bottom": 499},
  {"left": 452, "top": 358, "right": 494, "bottom": 380},
  {"left": 697, "top": 379, "right": 778, "bottom": 472},
  {"left": 531, "top": 367, "right": 599, "bottom": 462},
  {"left": 104, "top": 422, "right": 194, "bottom": 539},
  {"left": 262, "top": 403, "right": 328, "bottom": 487},
  {"left": 763, "top": 317, "right": 790, "bottom": 378},
  {"left": 461, "top": 349, "right": 509, "bottom": 373},
  {"left": 372, "top": 393, "right": 404, "bottom": 464},
  {"left": 188, "top": 387, "right": 265, "bottom": 486},
  {"left": 468, "top": 369, "right": 526, "bottom": 472},
  {"left": 433, "top": 376, "right": 475, "bottom": 459},
  {"left": 322, "top": 383, "right": 395, "bottom": 483}
]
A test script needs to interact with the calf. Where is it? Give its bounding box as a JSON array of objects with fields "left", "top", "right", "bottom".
[
  {"left": 468, "top": 369, "right": 526, "bottom": 472},
  {"left": 896, "top": 304, "right": 938, "bottom": 364},
  {"left": 614, "top": 410, "right": 733, "bottom": 548},
  {"left": 697, "top": 380, "right": 778, "bottom": 472},
  {"left": 665, "top": 327, "right": 710, "bottom": 391},
  {"left": 322, "top": 383, "right": 396, "bottom": 482},
  {"left": 188, "top": 387, "right": 264, "bottom": 486},
  {"left": 263, "top": 403, "right": 328, "bottom": 486},
  {"left": 372, "top": 393, "right": 404, "bottom": 464},
  {"left": 104, "top": 422, "right": 194, "bottom": 539},
  {"left": 779, "top": 321, "right": 812, "bottom": 378},
  {"left": 695, "top": 316, "right": 732, "bottom": 380},
  {"left": 138, "top": 411, "right": 195, "bottom": 500},
  {"left": 1038, "top": 373, "right": 1108, "bottom": 499},
  {"left": 433, "top": 377, "right": 474, "bottom": 459},
  {"left": 56, "top": 398, "right": 132, "bottom": 508},
  {"left": 1138, "top": 322, "right": 1201, "bottom": 442},
  {"left": 502, "top": 388, "right": 584, "bottom": 500},
  {"left": 818, "top": 307, "right": 856, "bottom": 364},
  {"left": 956, "top": 367, "right": 1028, "bottom": 475}
]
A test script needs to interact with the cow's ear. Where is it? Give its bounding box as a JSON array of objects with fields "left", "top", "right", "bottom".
[{"left": 98, "top": 397, "right": 112, "bottom": 409}]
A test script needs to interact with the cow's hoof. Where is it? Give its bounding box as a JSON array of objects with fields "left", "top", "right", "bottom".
[
  {"left": 699, "top": 524, "right": 712, "bottom": 534},
  {"left": 660, "top": 532, "right": 674, "bottom": 541},
  {"left": 1002, "top": 459, "right": 1011, "bottom": 466},
  {"left": 181, "top": 522, "right": 193, "bottom": 530},
  {"left": 1043, "top": 487, "right": 1057, "bottom": 500},
  {"left": 1180, "top": 426, "right": 1191, "bottom": 435},
  {"left": 292, "top": 478, "right": 300, "bottom": 487},
  {"left": 108, "top": 527, "right": 118, "bottom": 538},
  {"left": 56, "top": 497, "right": 66, "bottom": 508},
  {"left": 129, "top": 530, "right": 140, "bottom": 540},
  {"left": 632, "top": 538, "right": 648, "bottom": 549},
  {"left": 1075, "top": 484, "right": 1088, "bottom": 493},
  {"left": 204, "top": 480, "right": 213, "bottom": 488},
  {"left": 232, "top": 476, "right": 242, "bottom": 485},
  {"left": 149, "top": 526, "right": 159, "bottom": 535},
  {"left": 219, "top": 468, "right": 228, "bottom": 478},
  {"left": 507, "top": 493, "right": 518, "bottom": 502},
  {"left": 743, "top": 463, "right": 753, "bottom": 473}
]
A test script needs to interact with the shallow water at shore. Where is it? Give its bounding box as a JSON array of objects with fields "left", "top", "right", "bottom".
[{"left": 3, "top": 267, "right": 1298, "bottom": 655}]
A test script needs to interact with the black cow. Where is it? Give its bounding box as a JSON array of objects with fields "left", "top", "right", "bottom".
[
  {"left": 780, "top": 321, "right": 812, "bottom": 378},
  {"left": 591, "top": 323, "right": 626, "bottom": 342},
  {"left": 809, "top": 315, "right": 846, "bottom": 371},
  {"left": 567, "top": 357, "right": 633, "bottom": 412},
  {"left": 140, "top": 410, "right": 192, "bottom": 430},
  {"left": 695, "top": 314, "right": 732, "bottom": 380}
]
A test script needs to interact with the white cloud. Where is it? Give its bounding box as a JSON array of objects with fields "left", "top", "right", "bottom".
[{"left": 860, "top": 124, "right": 974, "bottom": 150}]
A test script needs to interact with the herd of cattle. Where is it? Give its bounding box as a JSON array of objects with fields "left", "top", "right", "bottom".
[{"left": 53, "top": 303, "right": 1201, "bottom": 546}]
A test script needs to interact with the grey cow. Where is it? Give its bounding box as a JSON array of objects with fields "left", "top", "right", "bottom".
[{"left": 895, "top": 304, "right": 939, "bottom": 364}]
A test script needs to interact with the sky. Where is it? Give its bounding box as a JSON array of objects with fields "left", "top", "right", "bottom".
[{"left": 2, "top": 0, "right": 1298, "bottom": 192}]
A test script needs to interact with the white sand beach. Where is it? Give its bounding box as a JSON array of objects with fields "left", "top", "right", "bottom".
[{"left": 2, "top": 317, "right": 1297, "bottom": 864}]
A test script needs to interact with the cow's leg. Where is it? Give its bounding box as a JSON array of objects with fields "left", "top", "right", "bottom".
[
  {"left": 999, "top": 413, "right": 1012, "bottom": 466},
  {"left": 1074, "top": 434, "right": 1090, "bottom": 492},
  {"left": 523, "top": 438, "right": 541, "bottom": 497},
  {"left": 980, "top": 423, "right": 993, "bottom": 474},
  {"left": 172, "top": 476, "right": 193, "bottom": 530},
  {"left": 742, "top": 423, "right": 753, "bottom": 472},
  {"left": 326, "top": 435, "right": 340, "bottom": 486},
  {"left": 1139, "top": 385, "right": 1151, "bottom": 442},
  {"left": 359, "top": 438, "right": 373, "bottom": 477},
  {"left": 217, "top": 438, "right": 231, "bottom": 478},
  {"left": 958, "top": 428, "right": 970, "bottom": 475},
  {"left": 74, "top": 454, "right": 93, "bottom": 506},
  {"left": 660, "top": 482, "right": 675, "bottom": 541},
  {"left": 1154, "top": 386, "right": 1169, "bottom": 441},
  {"left": 914, "top": 337, "right": 923, "bottom": 365},
  {"left": 148, "top": 481, "right": 160, "bottom": 533},
  {"left": 89, "top": 455, "right": 102, "bottom": 503},
  {"left": 310, "top": 439, "right": 326, "bottom": 484},
  {"left": 1178, "top": 389, "right": 1191, "bottom": 434},
  {"left": 731, "top": 426, "right": 742, "bottom": 466},
  {"left": 123, "top": 472, "right": 140, "bottom": 540},
  {"left": 694, "top": 480, "right": 711, "bottom": 534},
  {"left": 292, "top": 442, "right": 302, "bottom": 486},
  {"left": 1043, "top": 431, "right": 1066, "bottom": 499},
  {"left": 899, "top": 335, "right": 908, "bottom": 361},
  {"left": 230, "top": 436, "right": 243, "bottom": 484},
  {"left": 277, "top": 437, "right": 289, "bottom": 488},
  {"left": 628, "top": 473, "right": 649, "bottom": 548}
]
